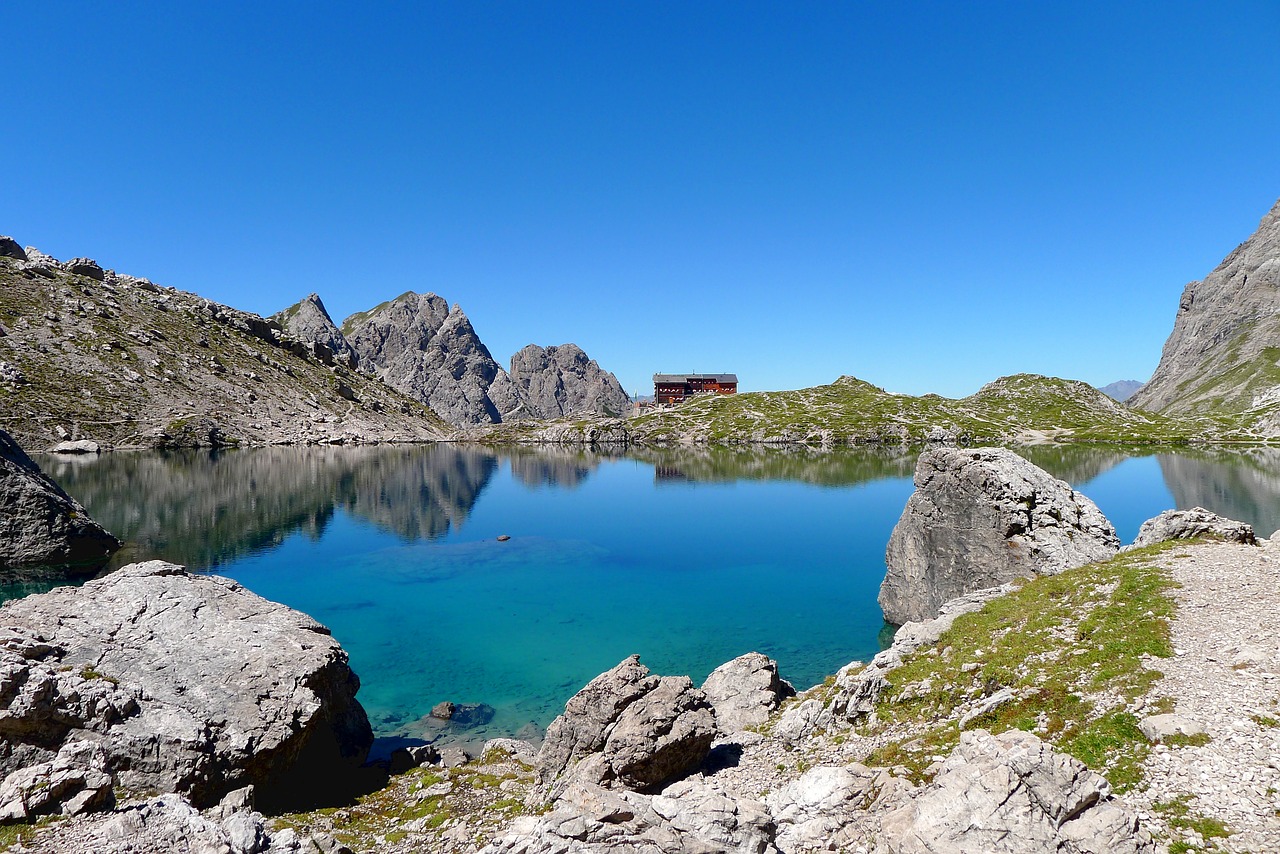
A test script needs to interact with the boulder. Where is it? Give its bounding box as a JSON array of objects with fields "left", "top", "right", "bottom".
[
  {"left": 64, "top": 257, "right": 105, "bottom": 281},
  {"left": 533, "top": 655, "right": 716, "bottom": 803},
  {"left": 875, "top": 729, "right": 1154, "bottom": 854},
  {"left": 880, "top": 447, "right": 1119, "bottom": 625},
  {"left": 0, "top": 561, "right": 372, "bottom": 810},
  {"left": 700, "top": 652, "right": 795, "bottom": 733},
  {"left": 0, "top": 237, "right": 26, "bottom": 261},
  {"left": 1131, "top": 507, "right": 1257, "bottom": 547},
  {"left": 767, "top": 763, "right": 896, "bottom": 851},
  {"left": 388, "top": 744, "right": 441, "bottom": 774},
  {"left": 0, "top": 427, "right": 119, "bottom": 568},
  {"left": 1137, "top": 713, "right": 1205, "bottom": 743}
]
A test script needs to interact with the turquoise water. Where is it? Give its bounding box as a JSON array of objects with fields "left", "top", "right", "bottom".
[{"left": 21, "top": 444, "right": 1280, "bottom": 747}]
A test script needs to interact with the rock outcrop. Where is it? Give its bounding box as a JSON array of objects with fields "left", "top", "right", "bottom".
[
  {"left": 507, "top": 343, "right": 630, "bottom": 420},
  {"left": 1133, "top": 198, "right": 1280, "bottom": 417},
  {"left": 0, "top": 428, "right": 119, "bottom": 568},
  {"left": 700, "top": 652, "right": 795, "bottom": 733},
  {"left": 0, "top": 561, "right": 372, "bottom": 811},
  {"left": 879, "top": 447, "right": 1119, "bottom": 625},
  {"left": 273, "top": 293, "right": 359, "bottom": 368},
  {"left": 877, "top": 729, "right": 1154, "bottom": 854},
  {"left": 1131, "top": 507, "right": 1257, "bottom": 547},
  {"left": 532, "top": 655, "right": 716, "bottom": 803}
]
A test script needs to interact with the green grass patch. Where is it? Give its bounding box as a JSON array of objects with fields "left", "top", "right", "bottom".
[{"left": 866, "top": 543, "right": 1179, "bottom": 790}]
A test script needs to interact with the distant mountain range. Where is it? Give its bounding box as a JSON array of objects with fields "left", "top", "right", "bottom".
[{"left": 1098, "top": 380, "right": 1144, "bottom": 402}]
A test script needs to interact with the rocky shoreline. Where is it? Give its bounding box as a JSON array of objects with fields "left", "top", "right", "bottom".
[{"left": 1, "top": 446, "right": 1275, "bottom": 852}]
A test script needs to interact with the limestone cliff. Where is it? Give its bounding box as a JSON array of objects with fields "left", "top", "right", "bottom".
[{"left": 1132, "top": 198, "right": 1280, "bottom": 416}]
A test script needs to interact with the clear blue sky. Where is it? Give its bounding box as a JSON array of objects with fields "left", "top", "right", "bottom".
[{"left": 2, "top": 2, "right": 1277, "bottom": 397}]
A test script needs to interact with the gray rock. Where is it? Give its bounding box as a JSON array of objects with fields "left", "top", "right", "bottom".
[
  {"left": 344, "top": 293, "right": 507, "bottom": 426},
  {"left": 1133, "top": 198, "right": 1280, "bottom": 417},
  {"left": 64, "top": 258, "right": 106, "bottom": 281},
  {"left": 880, "top": 447, "right": 1119, "bottom": 625},
  {"left": 48, "top": 440, "right": 100, "bottom": 455},
  {"left": 700, "top": 652, "right": 795, "bottom": 733},
  {"left": 29, "top": 793, "right": 336, "bottom": 854},
  {"left": 1137, "top": 713, "right": 1205, "bottom": 743},
  {"left": 388, "top": 744, "right": 441, "bottom": 774},
  {"left": 272, "top": 294, "right": 359, "bottom": 369},
  {"left": 507, "top": 343, "right": 631, "bottom": 420},
  {"left": 0, "top": 361, "right": 23, "bottom": 385},
  {"left": 767, "top": 763, "right": 915, "bottom": 852},
  {"left": 0, "top": 237, "right": 27, "bottom": 261},
  {"left": 1132, "top": 507, "right": 1257, "bottom": 547},
  {"left": 875, "top": 729, "right": 1155, "bottom": 854},
  {"left": 533, "top": 655, "right": 716, "bottom": 803},
  {"left": 0, "top": 561, "right": 372, "bottom": 809},
  {"left": 0, "top": 427, "right": 119, "bottom": 567},
  {"left": 481, "top": 738, "right": 537, "bottom": 764},
  {"left": 485, "top": 777, "right": 775, "bottom": 854},
  {"left": 0, "top": 740, "right": 114, "bottom": 822},
  {"left": 439, "top": 746, "right": 473, "bottom": 768}
]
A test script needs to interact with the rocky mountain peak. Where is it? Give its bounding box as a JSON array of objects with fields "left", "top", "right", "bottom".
[
  {"left": 343, "top": 291, "right": 630, "bottom": 427},
  {"left": 1133, "top": 197, "right": 1280, "bottom": 415},
  {"left": 273, "top": 293, "right": 358, "bottom": 367},
  {"left": 508, "top": 343, "right": 631, "bottom": 420},
  {"left": 343, "top": 291, "right": 505, "bottom": 426}
]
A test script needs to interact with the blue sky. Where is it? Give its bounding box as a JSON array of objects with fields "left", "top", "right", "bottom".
[{"left": 2, "top": 2, "right": 1277, "bottom": 397}]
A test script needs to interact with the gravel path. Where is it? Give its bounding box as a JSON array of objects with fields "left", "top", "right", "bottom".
[{"left": 1123, "top": 539, "right": 1280, "bottom": 853}]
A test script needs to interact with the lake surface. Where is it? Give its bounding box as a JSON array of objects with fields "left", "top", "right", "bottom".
[{"left": 15, "top": 443, "right": 1280, "bottom": 749}]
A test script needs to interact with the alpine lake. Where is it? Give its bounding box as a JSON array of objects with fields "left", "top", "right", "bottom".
[{"left": 13, "top": 443, "right": 1280, "bottom": 756}]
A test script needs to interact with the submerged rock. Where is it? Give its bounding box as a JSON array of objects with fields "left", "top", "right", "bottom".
[
  {"left": 0, "top": 561, "right": 372, "bottom": 811},
  {"left": 0, "top": 427, "right": 119, "bottom": 568},
  {"left": 1131, "top": 507, "right": 1257, "bottom": 547},
  {"left": 880, "top": 447, "right": 1118, "bottom": 625}
]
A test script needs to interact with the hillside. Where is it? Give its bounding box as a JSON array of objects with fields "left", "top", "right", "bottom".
[
  {"left": 0, "top": 240, "right": 448, "bottom": 449},
  {"left": 1133, "top": 198, "right": 1280, "bottom": 425},
  {"left": 621, "top": 373, "right": 1208, "bottom": 445}
]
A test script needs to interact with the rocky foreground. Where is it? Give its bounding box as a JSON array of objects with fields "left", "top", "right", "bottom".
[{"left": 1, "top": 450, "right": 1275, "bottom": 852}]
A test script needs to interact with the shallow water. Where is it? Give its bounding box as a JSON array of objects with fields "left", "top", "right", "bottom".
[{"left": 15, "top": 443, "right": 1280, "bottom": 747}]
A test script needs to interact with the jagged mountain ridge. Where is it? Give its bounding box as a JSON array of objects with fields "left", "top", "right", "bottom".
[
  {"left": 0, "top": 239, "right": 447, "bottom": 450},
  {"left": 1133, "top": 198, "right": 1280, "bottom": 416},
  {"left": 295, "top": 290, "right": 628, "bottom": 427}
]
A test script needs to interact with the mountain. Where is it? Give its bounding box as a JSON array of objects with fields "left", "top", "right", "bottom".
[
  {"left": 342, "top": 291, "right": 630, "bottom": 427},
  {"left": 0, "top": 239, "right": 446, "bottom": 449},
  {"left": 342, "top": 292, "right": 513, "bottom": 426},
  {"left": 508, "top": 343, "right": 631, "bottom": 419},
  {"left": 1132, "top": 198, "right": 1280, "bottom": 420},
  {"left": 1098, "top": 380, "right": 1144, "bottom": 402}
]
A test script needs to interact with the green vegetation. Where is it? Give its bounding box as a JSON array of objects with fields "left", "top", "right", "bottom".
[
  {"left": 629, "top": 373, "right": 1269, "bottom": 446},
  {"left": 1156, "top": 795, "right": 1232, "bottom": 852},
  {"left": 79, "top": 665, "right": 119, "bottom": 685},
  {"left": 864, "top": 543, "right": 1180, "bottom": 790}
]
